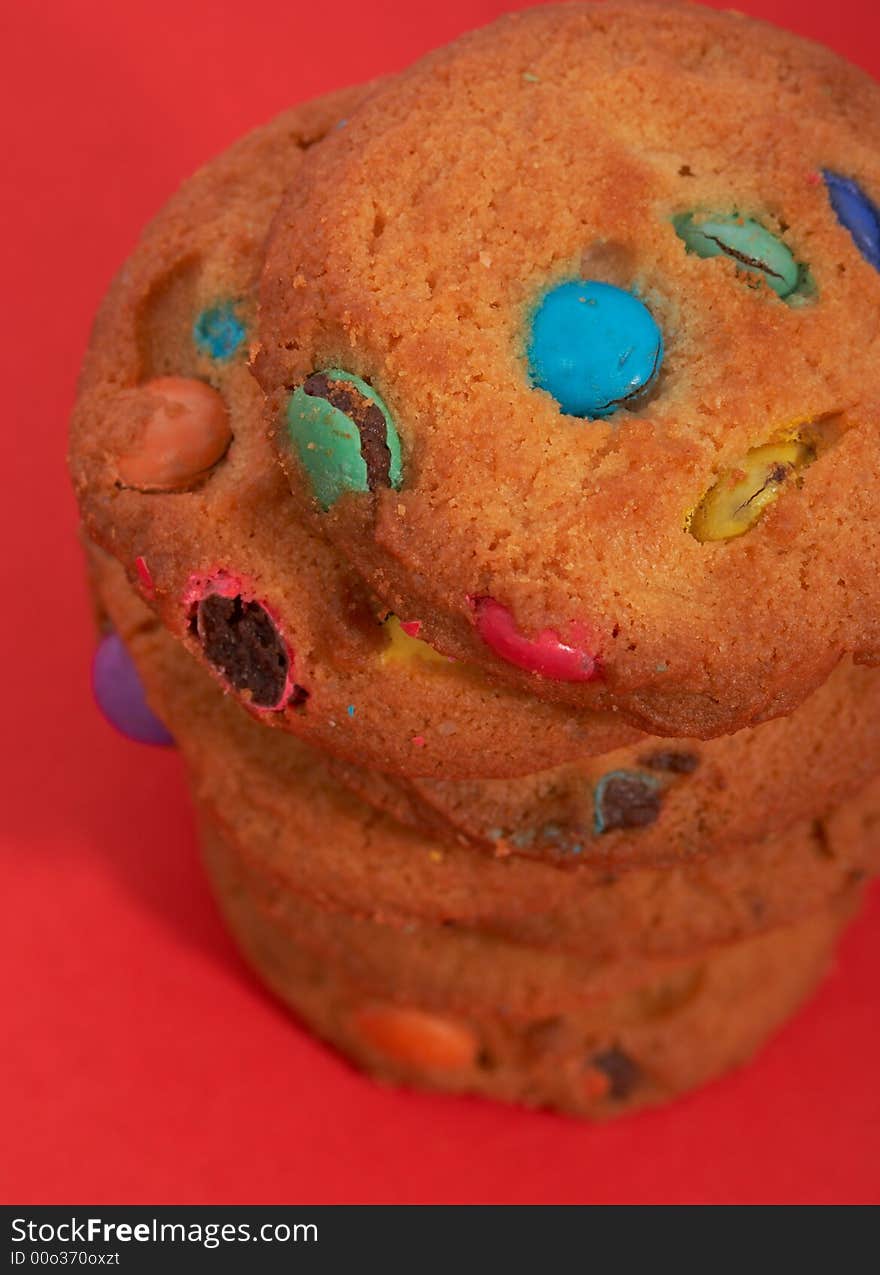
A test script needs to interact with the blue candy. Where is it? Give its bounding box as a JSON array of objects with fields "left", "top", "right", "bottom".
[
  {"left": 193, "top": 302, "right": 247, "bottom": 361},
  {"left": 527, "top": 280, "right": 663, "bottom": 419},
  {"left": 823, "top": 171, "right": 880, "bottom": 271},
  {"left": 92, "top": 633, "right": 174, "bottom": 746}
]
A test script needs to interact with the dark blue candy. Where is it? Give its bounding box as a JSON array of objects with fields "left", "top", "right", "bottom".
[
  {"left": 823, "top": 171, "right": 880, "bottom": 271},
  {"left": 527, "top": 280, "right": 663, "bottom": 419},
  {"left": 92, "top": 633, "right": 174, "bottom": 746},
  {"left": 193, "top": 302, "right": 247, "bottom": 361}
]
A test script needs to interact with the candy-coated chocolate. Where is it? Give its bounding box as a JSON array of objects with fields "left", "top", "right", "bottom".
[
  {"left": 470, "top": 595, "right": 599, "bottom": 681},
  {"left": 352, "top": 1005, "right": 478, "bottom": 1070},
  {"left": 116, "top": 377, "right": 231, "bottom": 493},
  {"left": 193, "top": 302, "right": 247, "bottom": 361},
  {"left": 92, "top": 633, "right": 173, "bottom": 745},
  {"left": 593, "top": 770, "right": 662, "bottom": 834},
  {"left": 379, "top": 614, "right": 451, "bottom": 668},
  {"left": 823, "top": 171, "right": 880, "bottom": 271},
  {"left": 527, "top": 280, "right": 663, "bottom": 418},
  {"left": 690, "top": 440, "right": 814, "bottom": 542},
  {"left": 673, "top": 213, "right": 802, "bottom": 299},
  {"left": 286, "top": 369, "right": 402, "bottom": 510}
]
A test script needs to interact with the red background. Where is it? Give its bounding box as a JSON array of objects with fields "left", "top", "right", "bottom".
[{"left": 2, "top": 0, "right": 879, "bottom": 1205}]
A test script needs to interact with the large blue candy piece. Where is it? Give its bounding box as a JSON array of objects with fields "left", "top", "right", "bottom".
[
  {"left": 527, "top": 280, "right": 663, "bottom": 419},
  {"left": 92, "top": 633, "right": 174, "bottom": 746},
  {"left": 823, "top": 171, "right": 880, "bottom": 271}
]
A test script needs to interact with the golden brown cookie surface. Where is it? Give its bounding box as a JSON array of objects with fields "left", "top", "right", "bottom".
[
  {"left": 88, "top": 544, "right": 880, "bottom": 963},
  {"left": 69, "top": 89, "right": 640, "bottom": 778},
  {"left": 332, "top": 656, "right": 880, "bottom": 866},
  {"left": 203, "top": 809, "right": 856, "bottom": 1119},
  {"left": 258, "top": 2, "right": 880, "bottom": 738}
]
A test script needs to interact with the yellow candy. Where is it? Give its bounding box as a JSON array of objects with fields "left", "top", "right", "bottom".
[
  {"left": 378, "top": 614, "right": 451, "bottom": 668},
  {"left": 689, "top": 441, "right": 815, "bottom": 542}
]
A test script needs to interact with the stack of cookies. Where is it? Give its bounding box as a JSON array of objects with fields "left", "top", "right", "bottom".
[{"left": 70, "top": 2, "right": 880, "bottom": 1118}]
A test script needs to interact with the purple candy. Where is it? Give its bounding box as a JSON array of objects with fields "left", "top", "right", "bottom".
[
  {"left": 823, "top": 170, "right": 880, "bottom": 271},
  {"left": 92, "top": 633, "right": 174, "bottom": 746}
]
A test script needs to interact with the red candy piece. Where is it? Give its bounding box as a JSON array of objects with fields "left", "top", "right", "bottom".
[{"left": 469, "top": 595, "right": 599, "bottom": 682}]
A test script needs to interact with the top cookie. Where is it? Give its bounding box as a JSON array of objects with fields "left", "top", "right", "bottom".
[
  {"left": 69, "top": 86, "right": 639, "bottom": 778},
  {"left": 257, "top": 0, "right": 880, "bottom": 739}
]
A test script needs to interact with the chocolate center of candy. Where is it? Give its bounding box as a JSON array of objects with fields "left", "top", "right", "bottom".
[
  {"left": 303, "top": 372, "right": 392, "bottom": 490},
  {"left": 594, "top": 771, "right": 662, "bottom": 834},
  {"left": 701, "top": 234, "right": 786, "bottom": 281},
  {"left": 195, "top": 593, "right": 289, "bottom": 708}
]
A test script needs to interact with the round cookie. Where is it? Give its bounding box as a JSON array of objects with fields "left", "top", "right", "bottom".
[
  {"left": 68, "top": 89, "right": 640, "bottom": 778},
  {"left": 89, "top": 545, "right": 880, "bottom": 963},
  {"left": 257, "top": 1, "right": 880, "bottom": 739},
  {"left": 202, "top": 811, "right": 856, "bottom": 1119}
]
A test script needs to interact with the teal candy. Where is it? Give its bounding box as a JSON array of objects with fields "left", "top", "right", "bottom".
[
  {"left": 673, "top": 213, "right": 801, "bottom": 299},
  {"left": 527, "top": 281, "right": 664, "bottom": 419},
  {"left": 286, "top": 369, "right": 402, "bottom": 510}
]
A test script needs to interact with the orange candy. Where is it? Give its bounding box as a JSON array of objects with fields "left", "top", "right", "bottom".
[
  {"left": 116, "top": 377, "right": 231, "bottom": 492},
  {"left": 352, "top": 1005, "right": 478, "bottom": 1071}
]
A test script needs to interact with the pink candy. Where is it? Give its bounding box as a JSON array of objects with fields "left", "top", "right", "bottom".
[
  {"left": 469, "top": 595, "right": 599, "bottom": 682},
  {"left": 134, "top": 555, "right": 154, "bottom": 596}
]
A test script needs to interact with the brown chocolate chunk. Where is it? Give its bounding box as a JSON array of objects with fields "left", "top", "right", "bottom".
[
  {"left": 639, "top": 749, "right": 700, "bottom": 775},
  {"left": 303, "top": 372, "right": 392, "bottom": 490},
  {"left": 595, "top": 771, "right": 662, "bottom": 833},
  {"left": 195, "top": 593, "right": 289, "bottom": 708},
  {"left": 588, "top": 1048, "right": 642, "bottom": 1100}
]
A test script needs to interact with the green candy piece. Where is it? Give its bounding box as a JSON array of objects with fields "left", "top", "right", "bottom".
[
  {"left": 673, "top": 212, "right": 801, "bottom": 299},
  {"left": 286, "top": 369, "right": 403, "bottom": 510}
]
